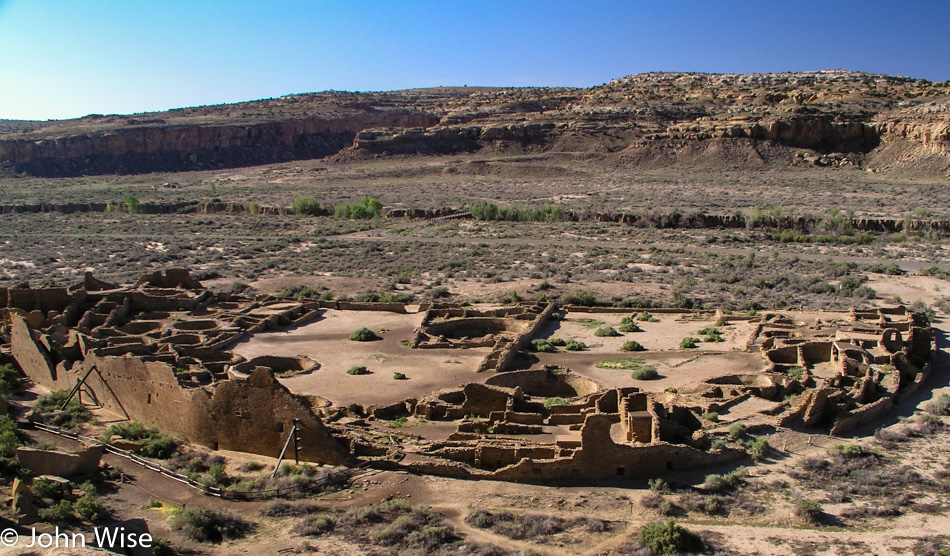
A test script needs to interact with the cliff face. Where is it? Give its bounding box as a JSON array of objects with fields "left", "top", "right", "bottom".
[
  {"left": 0, "top": 111, "right": 437, "bottom": 176},
  {"left": 1, "top": 70, "right": 948, "bottom": 177}
]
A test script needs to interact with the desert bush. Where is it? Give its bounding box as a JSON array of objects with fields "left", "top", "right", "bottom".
[
  {"left": 32, "top": 477, "right": 66, "bottom": 501},
  {"left": 38, "top": 499, "right": 75, "bottom": 523},
  {"left": 828, "top": 444, "right": 865, "bottom": 458},
  {"left": 260, "top": 500, "right": 322, "bottom": 517},
  {"left": 703, "top": 467, "right": 747, "bottom": 492},
  {"left": 631, "top": 367, "right": 659, "bottom": 380},
  {"left": 564, "top": 340, "right": 586, "bottom": 351},
  {"left": 35, "top": 390, "right": 90, "bottom": 428},
  {"left": 561, "top": 290, "right": 604, "bottom": 307},
  {"left": 122, "top": 193, "right": 144, "bottom": 214},
  {"left": 619, "top": 318, "right": 642, "bottom": 332},
  {"left": 710, "top": 440, "right": 727, "bottom": 451},
  {"left": 393, "top": 372, "right": 407, "bottom": 380},
  {"left": 347, "top": 366, "right": 369, "bottom": 376},
  {"left": 548, "top": 337, "right": 566, "bottom": 346},
  {"left": 293, "top": 515, "right": 334, "bottom": 536},
  {"left": 498, "top": 291, "right": 522, "bottom": 304},
  {"left": 728, "top": 423, "right": 747, "bottom": 439},
  {"left": 335, "top": 196, "right": 383, "bottom": 219},
  {"left": 924, "top": 394, "right": 950, "bottom": 416},
  {"left": 465, "top": 510, "right": 567, "bottom": 540},
  {"left": 0, "top": 417, "right": 24, "bottom": 476},
  {"left": 702, "top": 411, "right": 719, "bottom": 422},
  {"left": 636, "top": 311, "right": 657, "bottom": 322},
  {"left": 795, "top": 499, "right": 824, "bottom": 524},
  {"left": 172, "top": 508, "right": 254, "bottom": 543},
  {"left": 75, "top": 491, "right": 107, "bottom": 522},
  {"left": 648, "top": 478, "right": 671, "bottom": 495},
  {"left": 788, "top": 366, "right": 806, "bottom": 380},
  {"left": 530, "top": 339, "right": 556, "bottom": 352},
  {"left": 594, "top": 325, "right": 620, "bottom": 337},
  {"left": 349, "top": 327, "right": 378, "bottom": 341},
  {"left": 0, "top": 363, "right": 22, "bottom": 398},
  {"left": 747, "top": 438, "right": 770, "bottom": 462},
  {"left": 636, "top": 520, "right": 703, "bottom": 555},
  {"left": 703, "top": 332, "right": 724, "bottom": 342},
  {"left": 679, "top": 337, "right": 699, "bottom": 349},
  {"left": 543, "top": 397, "right": 567, "bottom": 409},
  {"left": 620, "top": 340, "right": 645, "bottom": 352}
]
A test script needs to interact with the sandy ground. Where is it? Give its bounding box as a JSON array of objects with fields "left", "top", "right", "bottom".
[{"left": 230, "top": 309, "right": 490, "bottom": 407}]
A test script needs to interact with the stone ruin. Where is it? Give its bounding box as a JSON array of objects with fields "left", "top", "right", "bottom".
[{"left": 0, "top": 269, "right": 935, "bottom": 483}]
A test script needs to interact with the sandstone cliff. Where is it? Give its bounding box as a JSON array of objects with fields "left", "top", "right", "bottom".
[{"left": 1, "top": 71, "right": 947, "bottom": 177}]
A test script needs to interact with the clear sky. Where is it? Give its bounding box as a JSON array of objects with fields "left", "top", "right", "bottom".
[{"left": 1, "top": 0, "right": 948, "bottom": 120}]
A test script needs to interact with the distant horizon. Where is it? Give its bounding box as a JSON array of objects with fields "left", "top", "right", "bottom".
[{"left": 2, "top": 0, "right": 947, "bottom": 120}]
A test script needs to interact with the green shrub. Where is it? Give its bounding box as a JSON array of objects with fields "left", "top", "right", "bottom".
[
  {"left": 561, "top": 290, "right": 603, "bottom": 307},
  {"left": 619, "top": 321, "right": 641, "bottom": 333},
  {"left": 795, "top": 499, "right": 824, "bottom": 524},
  {"left": 703, "top": 467, "right": 747, "bottom": 491},
  {"left": 663, "top": 386, "right": 678, "bottom": 394},
  {"left": 636, "top": 520, "right": 703, "bottom": 555},
  {"left": 498, "top": 291, "right": 522, "bottom": 304},
  {"left": 697, "top": 327, "right": 720, "bottom": 335},
  {"left": 35, "top": 390, "right": 90, "bottom": 428},
  {"left": 702, "top": 411, "right": 719, "bottom": 422},
  {"left": 703, "top": 333, "right": 724, "bottom": 343},
  {"left": 122, "top": 193, "right": 144, "bottom": 214},
  {"left": 141, "top": 434, "right": 178, "bottom": 459},
  {"left": 648, "top": 478, "right": 671, "bottom": 494},
  {"left": 788, "top": 366, "right": 806, "bottom": 380},
  {"left": 828, "top": 444, "right": 865, "bottom": 458},
  {"left": 564, "top": 340, "right": 586, "bottom": 351},
  {"left": 75, "top": 492, "right": 107, "bottom": 522},
  {"left": 710, "top": 440, "right": 727, "bottom": 451},
  {"left": 0, "top": 363, "right": 22, "bottom": 398},
  {"left": 631, "top": 367, "right": 659, "bottom": 380},
  {"left": 620, "top": 340, "right": 645, "bottom": 352},
  {"left": 543, "top": 397, "right": 567, "bottom": 409},
  {"left": 38, "top": 499, "right": 75, "bottom": 522},
  {"left": 728, "top": 423, "right": 747, "bottom": 439},
  {"left": 747, "top": 438, "right": 770, "bottom": 462},
  {"left": 172, "top": 507, "right": 254, "bottom": 543},
  {"left": 32, "top": 477, "right": 66, "bottom": 501},
  {"left": 594, "top": 326, "right": 619, "bottom": 337},
  {"left": 349, "top": 327, "right": 378, "bottom": 341},
  {"left": 679, "top": 337, "right": 699, "bottom": 349},
  {"left": 548, "top": 337, "right": 566, "bottom": 347},
  {"left": 334, "top": 196, "right": 382, "bottom": 219},
  {"left": 636, "top": 311, "right": 657, "bottom": 322},
  {"left": 393, "top": 372, "right": 407, "bottom": 380},
  {"left": 347, "top": 366, "right": 369, "bottom": 376},
  {"left": 530, "top": 339, "right": 556, "bottom": 352}
]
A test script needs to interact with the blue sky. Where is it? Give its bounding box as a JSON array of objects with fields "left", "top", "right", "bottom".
[{"left": 1, "top": 0, "right": 948, "bottom": 120}]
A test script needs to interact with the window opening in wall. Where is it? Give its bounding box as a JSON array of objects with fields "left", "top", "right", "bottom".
[{"left": 146, "top": 394, "right": 151, "bottom": 404}]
